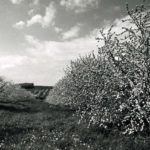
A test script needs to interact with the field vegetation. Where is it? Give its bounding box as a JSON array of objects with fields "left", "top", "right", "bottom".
[{"left": 1, "top": 2, "right": 150, "bottom": 150}]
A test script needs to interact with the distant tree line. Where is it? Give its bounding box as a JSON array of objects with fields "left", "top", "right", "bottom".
[{"left": 0, "top": 78, "right": 34, "bottom": 102}]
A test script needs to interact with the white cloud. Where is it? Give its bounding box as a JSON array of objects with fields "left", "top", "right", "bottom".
[
  {"left": 4, "top": 13, "right": 146, "bottom": 85},
  {"left": 10, "top": 0, "right": 23, "bottom": 4},
  {"left": 25, "top": 33, "right": 97, "bottom": 59},
  {"left": 13, "top": 21, "right": 25, "bottom": 29},
  {"left": 10, "top": 0, "right": 38, "bottom": 5},
  {"left": 0, "top": 55, "right": 27, "bottom": 70},
  {"left": 0, "top": 27, "right": 98, "bottom": 85},
  {"left": 22, "top": 32, "right": 97, "bottom": 85},
  {"left": 25, "top": 35, "right": 40, "bottom": 46},
  {"left": 28, "top": 9, "right": 35, "bottom": 16},
  {"left": 62, "top": 24, "right": 81, "bottom": 40},
  {"left": 32, "top": 0, "right": 39, "bottom": 5},
  {"left": 97, "top": 15, "right": 135, "bottom": 40},
  {"left": 27, "top": 15, "right": 42, "bottom": 26},
  {"left": 113, "top": 6, "right": 121, "bottom": 11},
  {"left": 112, "top": 15, "right": 136, "bottom": 36},
  {"left": 54, "top": 27, "right": 63, "bottom": 33},
  {"left": 0, "top": 26, "right": 100, "bottom": 85},
  {"left": 60, "top": 0, "right": 99, "bottom": 13},
  {"left": 27, "top": 2, "right": 56, "bottom": 28}
]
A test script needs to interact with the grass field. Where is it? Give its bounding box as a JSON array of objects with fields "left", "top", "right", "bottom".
[{"left": 0, "top": 99, "right": 150, "bottom": 150}]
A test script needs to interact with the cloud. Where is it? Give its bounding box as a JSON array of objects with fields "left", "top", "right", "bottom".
[
  {"left": 0, "top": 26, "right": 98, "bottom": 85},
  {"left": 13, "top": 21, "right": 25, "bottom": 29},
  {"left": 27, "top": 15, "right": 42, "bottom": 26},
  {"left": 25, "top": 33, "right": 97, "bottom": 59},
  {"left": 22, "top": 32, "right": 97, "bottom": 85},
  {"left": 10, "top": 0, "right": 39, "bottom": 5},
  {"left": 32, "top": 0, "right": 39, "bottom": 5},
  {"left": 62, "top": 24, "right": 81, "bottom": 40},
  {"left": 112, "top": 16, "right": 136, "bottom": 35},
  {"left": 113, "top": 6, "right": 121, "bottom": 11},
  {"left": 0, "top": 55, "right": 27, "bottom": 70},
  {"left": 27, "top": 2, "right": 56, "bottom": 28},
  {"left": 10, "top": 0, "right": 24, "bottom": 4},
  {"left": 0, "top": 55, "right": 38, "bottom": 84},
  {"left": 4, "top": 12, "right": 146, "bottom": 85},
  {"left": 60, "top": 0, "right": 99, "bottom": 13},
  {"left": 54, "top": 27, "right": 63, "bottom": 33},
  {"left": 28, "top": 9, "right": 35, "bottom": 16},
  {"left": 98, "top": 15, "right": 135, "bottom": 39},
  {"left": 25, "top": 35, "right": 40, "bottom": 46}
]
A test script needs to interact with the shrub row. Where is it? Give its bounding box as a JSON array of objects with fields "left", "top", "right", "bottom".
[
  {"left": 47, "top": 4, "right": 150, "bottom": 135},
  {"left": 0, "top": 78, "right": 35, "bottom": 102}
]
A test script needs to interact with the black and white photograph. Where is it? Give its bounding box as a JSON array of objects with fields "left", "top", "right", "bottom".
[{"left": 0, "top": 0, "right": 150, "bottom": 149}]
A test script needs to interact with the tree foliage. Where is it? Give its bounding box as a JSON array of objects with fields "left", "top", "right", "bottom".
[
  {"left": 47, "top": 3, "right": 150, "bottom": 135},
  {"left": 0, "top": 78, "right": 35, "bottom": 102}
]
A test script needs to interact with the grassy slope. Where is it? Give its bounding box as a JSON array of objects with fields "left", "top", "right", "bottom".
[{"left": 0, "top": 99, "right": 150, "bottom": 150}]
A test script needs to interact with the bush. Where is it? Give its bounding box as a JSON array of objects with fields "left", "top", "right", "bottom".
[
  {"left": 0, "top": 78, "right": 35, "bottom": 102},
  {"left": 47, "top": 3, "right": 150, "bottom": 135}
]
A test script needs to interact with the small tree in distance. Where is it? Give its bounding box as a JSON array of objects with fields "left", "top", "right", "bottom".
[{"left": 0, "top": 77, "right": 35, "bottom": 102}]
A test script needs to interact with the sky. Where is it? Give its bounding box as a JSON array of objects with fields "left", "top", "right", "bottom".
[{"left": 0, "top": 0, "right": 149, "bottom": 86}]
